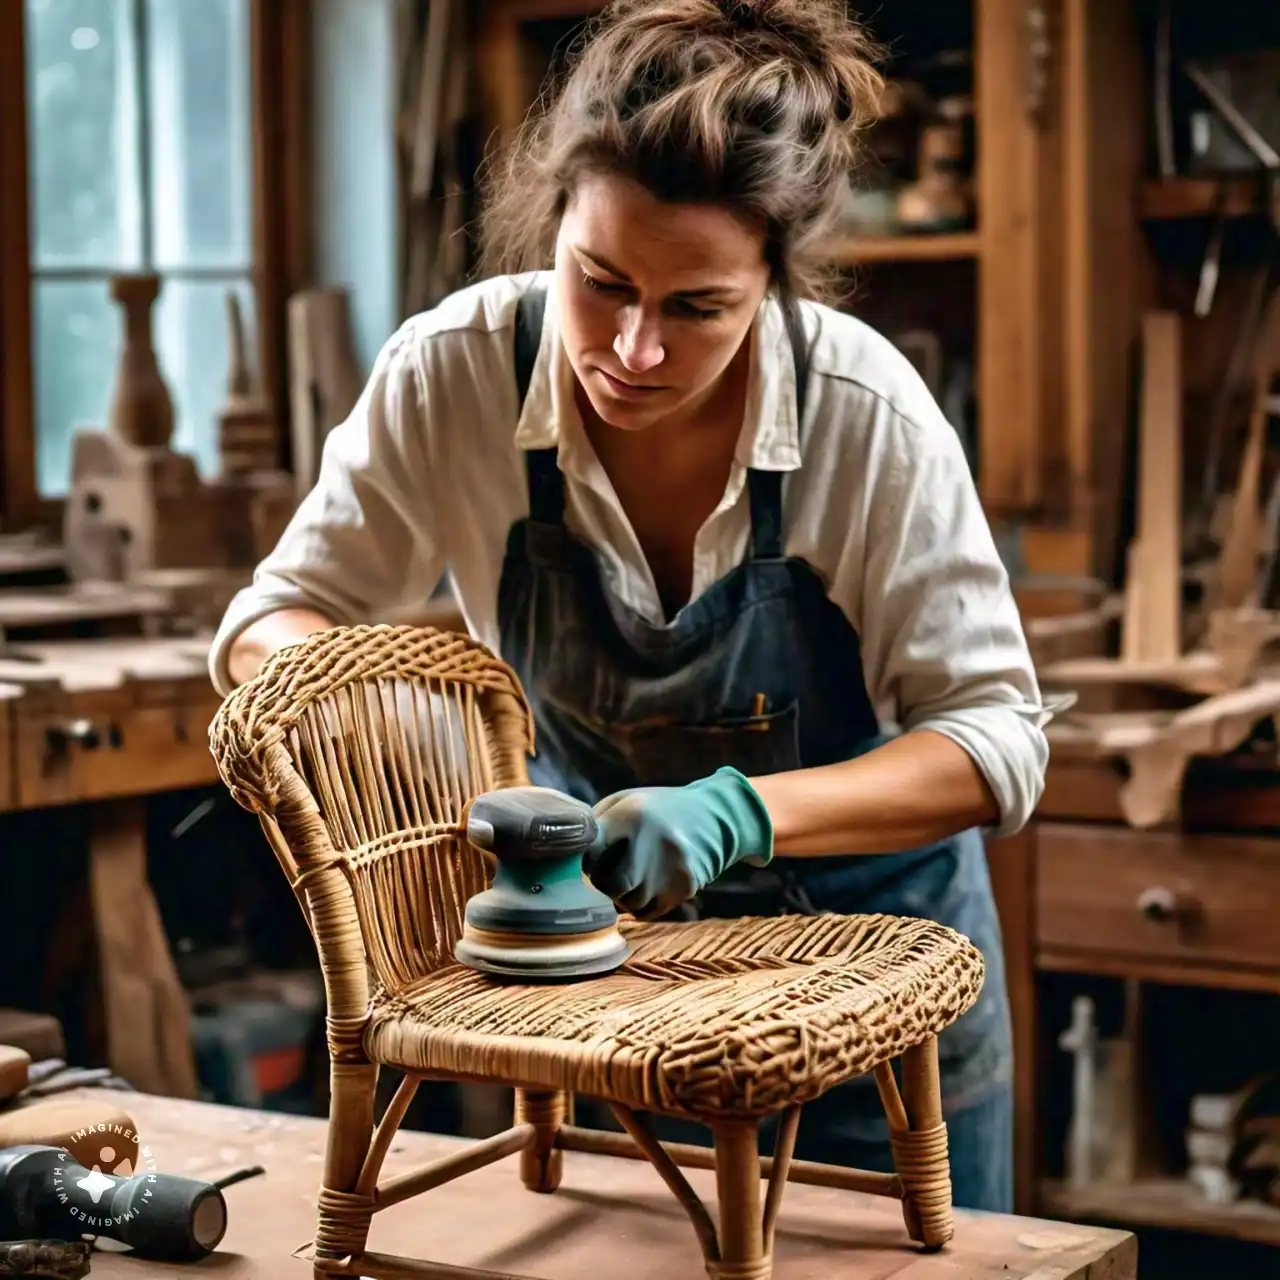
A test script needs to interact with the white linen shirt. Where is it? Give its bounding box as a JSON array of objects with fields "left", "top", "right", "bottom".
[{"left": 209, "top": 270, "right": 1053, "bottom": 836}]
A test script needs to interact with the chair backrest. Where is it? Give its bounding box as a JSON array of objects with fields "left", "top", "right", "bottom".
[{"left": 209, "top": 625, "right": 534, "bottom": 994}]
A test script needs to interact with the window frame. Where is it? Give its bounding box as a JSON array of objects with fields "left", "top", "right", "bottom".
[{"left": 0, "top": 0, "right": 312, "bottom": 529}]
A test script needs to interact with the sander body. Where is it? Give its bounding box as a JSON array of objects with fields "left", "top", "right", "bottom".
[
  {"left": 455, "top": 787, "right": 630, "bottom": 979},
  {"left": 0, "top": 1144, "right": 227, "bottom": 1263}
]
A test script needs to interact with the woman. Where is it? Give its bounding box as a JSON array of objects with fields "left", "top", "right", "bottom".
[{"left": 210, "top": 0, "right": 1052, "bottom": 1213}]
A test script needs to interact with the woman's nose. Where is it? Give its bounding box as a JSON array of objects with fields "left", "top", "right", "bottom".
[{"left": 614, "top": 306, "right": 664, "bottom": 374}]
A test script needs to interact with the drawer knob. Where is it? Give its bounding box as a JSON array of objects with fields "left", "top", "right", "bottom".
[{"left": 1137, "top": 885, "right": 1180, "bottom": 924}]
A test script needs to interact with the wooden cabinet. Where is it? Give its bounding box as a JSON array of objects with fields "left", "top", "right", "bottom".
[{"left": 997, "top": 775, "right": 1280, "bottom": 1245}]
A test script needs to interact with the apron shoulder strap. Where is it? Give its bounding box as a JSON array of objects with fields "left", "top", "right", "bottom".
[
  {"left": 748, "top": 295, "right": 812, "bottom": 559},
  {"left": 514, "top": 284, "right": 548, "bottom": 406},
  {"left": 513, "top": 283, "right": 564, "bottom": 525}
]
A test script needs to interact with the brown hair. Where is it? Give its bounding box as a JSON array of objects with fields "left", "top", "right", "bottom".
[{"left": 476, "top": 0, "right": 884, "bottom": 304}]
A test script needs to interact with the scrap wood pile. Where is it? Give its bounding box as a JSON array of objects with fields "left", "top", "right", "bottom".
[{"left": 1031, "top": 284, "right": 1280, "bottom": 829}]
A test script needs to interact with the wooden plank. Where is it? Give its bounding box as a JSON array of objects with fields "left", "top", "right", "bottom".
[
  {"left": 1124, "top": 313, "right": 1182, "bottom": 664},
  {"left": 0, "top": 584, "right": 174, "bottom": 629},
  {"left": 1018, "top": 526, "right": 1099, "bottom": 579},
  {"left": 1038, "top": 947, "right": 1280, "bottom": 997},
  {"left": 250, "top": 0, "right": 313, "bottom": 460},
  {"left": 72, "top": 1090, "right": 1136, "bottom": 1279},
  {"left": 975, "top": 0, "right": 1055, "bottom": 516},
  {"left": 476, "top": 9, "right": 533, "bottom": 150},
  {"left": 0, "top": 0, "right": 37, "bottom": 528},
  {"left": 1060, "top": 0, "right": 1147, "bottom": 575},
  {"left": 1039, "top": 756, "right": 1280, "bottom": 831},
  {"left": 1041, "top": 649, "right": 1222, "bottom": 694},
  {"left": 0, "top": 679, "right": 12, "bottom": 810},
  {"left": 1042, "top": 1176, "right": 1280, "bottom": 1246},
  {"left": 1044, "top": 679, "right": 1280, "bottom": 828},
  {"left": 1216, "top": 289, "right": 1280, "bottom": 610},
  {"left": 1140, "top": 177, "right": 1262, "bottom": 221},
  {"left": 986, "top": 827, "right": 1040, "bottom": 1218},
  {"left": 0, "top": 635, "right": 211, "bottom": 692},
  {"left": 822, "top": 231, "right": 980, "bottom": 265},
  {"left": 0, "top": 534, "right": 64, "bottom": 575}
]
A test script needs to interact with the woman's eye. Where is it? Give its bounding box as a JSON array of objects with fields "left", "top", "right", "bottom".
[
  {"left": 580, "top": 271, "right": 720, "bottom": 321},
  {"left": 581, "top": 272, "right": 625, "bottom": 295},
  {"left": 677, "top": 303, "right": 721, "bottom": 321}
]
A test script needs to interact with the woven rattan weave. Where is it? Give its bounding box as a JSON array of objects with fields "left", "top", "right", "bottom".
[{"left": 209, "top": 624, "right": 986, "bottom": 1280}]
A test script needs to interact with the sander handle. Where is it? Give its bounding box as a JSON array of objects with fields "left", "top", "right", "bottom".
[{"left": 464, "top": 786, "right": 603, "bottom": 865}]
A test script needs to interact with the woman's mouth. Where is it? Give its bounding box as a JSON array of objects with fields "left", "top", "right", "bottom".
[{"left": 596, "top": 369, "right": 667, "bottom": 399}]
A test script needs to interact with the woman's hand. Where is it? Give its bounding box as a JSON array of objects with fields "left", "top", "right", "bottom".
[{"left": 588, "top": 767, "right": 773, "bottom": 919}]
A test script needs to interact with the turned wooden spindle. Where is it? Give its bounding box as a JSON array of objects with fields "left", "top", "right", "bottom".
[
  {"left": 225, "top": 290, "right": 253, "bottom": 402},
  {"left": 107, "top": 272, "right": 174, "bottom": 449}
]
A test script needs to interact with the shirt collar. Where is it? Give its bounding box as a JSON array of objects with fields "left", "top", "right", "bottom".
[{"left": 513, "top": 275, "right": 803, "bottom": 472}]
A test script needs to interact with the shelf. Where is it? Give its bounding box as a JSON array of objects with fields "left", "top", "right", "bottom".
[
  {"left": 823, "top": 230, "right": 981, "bottom": 265},
  {"left": 1041, "top": 1178, "right": 1280, "bottom": 1247},
  {"left": 1140, "top": 177, "right": 1266, "bottom": 221}
]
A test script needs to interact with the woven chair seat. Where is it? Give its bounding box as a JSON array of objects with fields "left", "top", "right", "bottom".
[{"left": 364, "top": 911, "right": 984, "bottom": 1120}]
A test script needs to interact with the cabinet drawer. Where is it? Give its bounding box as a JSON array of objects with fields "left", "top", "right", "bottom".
[
  {"left": 14, "top": 685, "right": 222, "bottom": 809},
  {"left": 1036, "top": 823, "right": 1280, "bottom": 972}
]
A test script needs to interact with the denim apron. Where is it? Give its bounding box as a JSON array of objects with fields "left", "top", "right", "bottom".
[{"left": 494, "top": 286, "right": 1014, "bottom": 1211}]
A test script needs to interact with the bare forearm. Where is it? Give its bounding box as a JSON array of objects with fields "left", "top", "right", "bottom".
[
  {"left": 748, "top": 730, "right": 1000, "bottom": 857},
  {"left": 225, "top": 608, "right": 336, "bottom": 687}
]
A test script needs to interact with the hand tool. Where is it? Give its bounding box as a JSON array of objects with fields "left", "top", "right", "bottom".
[
  {"left": 1195, "top": 180, "right": 1228, "bottom": 318},
  {"left": 0, "top": 1144, "right": 227, "bottom": 1263},
  {"left": 454, "top": 787, "right": 630, "bottom": 980}
]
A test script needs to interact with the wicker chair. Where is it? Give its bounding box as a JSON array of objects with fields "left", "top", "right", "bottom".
[{"left": 209, "top": 624, "right": 986, "bottom": 1280}]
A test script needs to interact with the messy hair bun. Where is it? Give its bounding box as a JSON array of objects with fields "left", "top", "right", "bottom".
[{"left": 477, "top": 0, "right": 884, "bottom": 302}]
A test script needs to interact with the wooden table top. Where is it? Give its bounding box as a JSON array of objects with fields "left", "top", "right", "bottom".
[{"left": 68, "top": 1090, "right": 1136, "bottom": 1280}]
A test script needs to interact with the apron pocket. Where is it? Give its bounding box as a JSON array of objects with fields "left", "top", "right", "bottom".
[{"left": 620, "top": 699, "right": 802, "bottom": 787}]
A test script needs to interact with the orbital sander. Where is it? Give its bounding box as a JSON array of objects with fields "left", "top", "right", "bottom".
[{"left": 454, "top": 787, "right": 630, "bottom": 980}]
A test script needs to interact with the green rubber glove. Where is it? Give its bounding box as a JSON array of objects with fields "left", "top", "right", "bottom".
[{"left": 588, "top": 767, "right": 774, "bottom": 920}]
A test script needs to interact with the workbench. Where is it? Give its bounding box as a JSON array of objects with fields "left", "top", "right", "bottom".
[
  {"left": 0, "top": 635, "right": 223, "bottom": 1102},
  {"left": 71, "top": 1088, "right": 1136, "bottom": 1279}
]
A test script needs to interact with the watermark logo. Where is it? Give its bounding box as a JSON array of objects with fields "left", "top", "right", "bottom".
[{"left": 51, "top": 1122, "right": 159, "bottom": 1236}]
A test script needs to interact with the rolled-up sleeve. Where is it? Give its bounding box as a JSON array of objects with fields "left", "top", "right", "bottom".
[
  {"left": 856, "top": 408, "right": 1052, "bottom": 837},
  {"left": 208, "top": 322, "right": 444, "bottom": 695}
]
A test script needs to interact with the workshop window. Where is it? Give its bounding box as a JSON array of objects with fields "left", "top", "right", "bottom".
[{"left": 24, "top": 0, "right": 255, "bottom": 495}]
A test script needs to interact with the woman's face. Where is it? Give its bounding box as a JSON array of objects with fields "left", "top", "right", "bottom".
[{"left": 554, "top": 173, "right": 772, "bottom": 432}]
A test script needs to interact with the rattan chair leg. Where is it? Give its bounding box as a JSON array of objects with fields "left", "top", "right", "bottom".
[
  {"left": 608, "top": 1104, "right": 721, "bottom": 1261},
  {"left": 886, "top": 1038, "right": 953, "bottom": 1249},
  {"left": 709, "top": 1120, "right": 770, "bottom": 1280},
  {"left": 313, "top": 1060, "right": 381, "bottom": 1275},
  {"left": 514, "top": 1088, "right": 567, "bottom": 1192}
]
